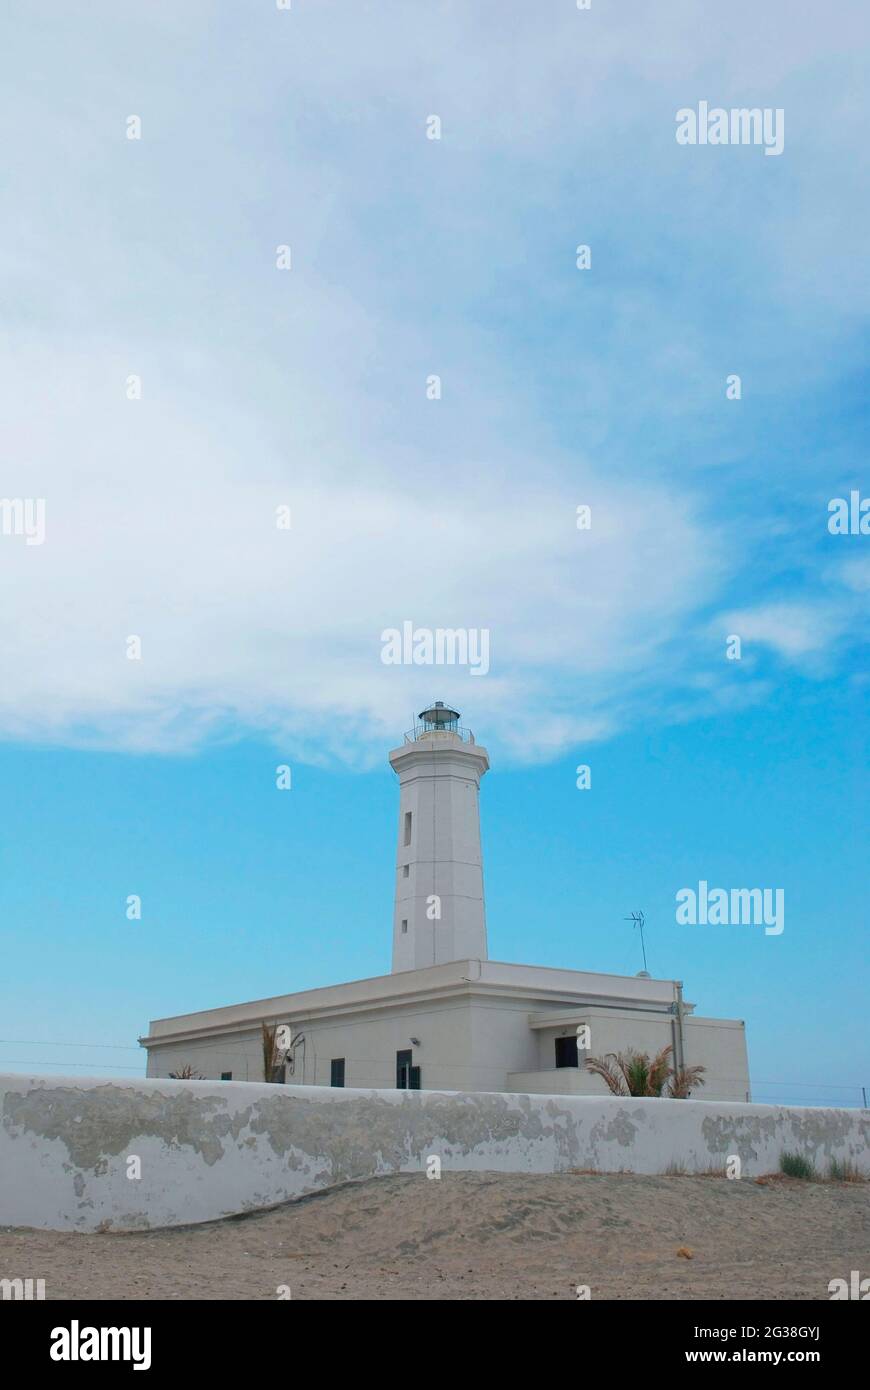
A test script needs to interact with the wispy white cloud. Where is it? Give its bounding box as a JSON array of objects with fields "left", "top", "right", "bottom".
[
  {"left": 715, "top": 602, "right": 849, "bottom": 664},
  {"left": 0, "top": 339, "right": 728, "bottom": 762},
  {"left": 0, "top": 1, "right": 866, "bottom": 763},
  {"left": 836, "top": 555, "right": 870, "bottom": 594}
]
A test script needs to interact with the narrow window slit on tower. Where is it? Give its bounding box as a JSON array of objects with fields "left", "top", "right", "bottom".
[{"left": 404, "top": 811, "right": 412, "bottom": 845}]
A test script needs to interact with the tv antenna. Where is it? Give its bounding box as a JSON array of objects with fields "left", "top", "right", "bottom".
[{"left": 625, "top": 910, "right": 648, "bottom": 973}]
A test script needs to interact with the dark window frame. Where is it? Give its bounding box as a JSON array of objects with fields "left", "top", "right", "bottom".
[{"left": 396, "top": 1048, "right": 412, "bottom": 1088}]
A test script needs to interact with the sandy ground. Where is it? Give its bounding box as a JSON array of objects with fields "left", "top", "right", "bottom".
[{"left": 2, "top": 1171, "right": 868, "bottom": 1300}]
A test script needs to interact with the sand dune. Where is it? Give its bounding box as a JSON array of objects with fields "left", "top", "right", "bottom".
[{"left": 2, "top": 1171, "right": 867, "bottom": 1300}]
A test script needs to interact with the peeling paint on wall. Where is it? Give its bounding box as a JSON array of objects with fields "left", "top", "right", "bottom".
[{"left": 1, "top": 1074, "right": 867, "bottom": 1233}]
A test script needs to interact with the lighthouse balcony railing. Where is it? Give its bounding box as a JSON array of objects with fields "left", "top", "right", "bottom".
[{"left": 404, "top": 724, "right": 475, "bottom": 745}]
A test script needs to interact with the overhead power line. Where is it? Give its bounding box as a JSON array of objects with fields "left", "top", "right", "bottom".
[
  {"left": 0, "top": 1061, "right": 144, "bottom": 1071},
  {"left": 0, "top": 1039, "right": 142, "bottom": 1050}
]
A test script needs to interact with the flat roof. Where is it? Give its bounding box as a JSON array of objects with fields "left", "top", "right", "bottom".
[{"left": 141, "top": 959, "right": 681, "bottom": 1049}]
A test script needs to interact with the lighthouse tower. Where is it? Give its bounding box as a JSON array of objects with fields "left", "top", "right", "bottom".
[{"left": 389, "top": 702, "right": 490, "bottom": 973}]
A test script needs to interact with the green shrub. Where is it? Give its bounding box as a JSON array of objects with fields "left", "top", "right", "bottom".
[
  {"left": 779, "top": 1151, "right": 816, "bottom": 1180},
  {"left": 828, "top": 1157, "right": 862, "bottom": 1182}
]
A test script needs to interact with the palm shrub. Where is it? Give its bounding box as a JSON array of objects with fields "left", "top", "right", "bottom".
[
  {"left": 261, "top": 1021, "right": 284, "bottom": 1083},
  {"left": 585, "top": 1045, "right": 706, "bottom": 1098}
]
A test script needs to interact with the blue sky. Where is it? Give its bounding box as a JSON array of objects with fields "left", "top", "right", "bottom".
[{"left": 0, "top": 1, "right": 867, "bottom": 1106}]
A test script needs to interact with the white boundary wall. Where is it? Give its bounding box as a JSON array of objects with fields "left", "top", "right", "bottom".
[{"left": 1, "top": 1074, "right": 867, "bottom": 1232}]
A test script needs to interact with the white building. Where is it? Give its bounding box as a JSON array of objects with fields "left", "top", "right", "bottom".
[{"left": 141, "top": 703, "right": 751, "bottom": 1100}]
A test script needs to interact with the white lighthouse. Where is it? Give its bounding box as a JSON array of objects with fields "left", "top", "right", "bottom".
[
  {"left": 389, "top": 702, "right": 490, "bottom": 973},
  {"left": 143, "top": 704, "right": 751, "bottom": 1102}
]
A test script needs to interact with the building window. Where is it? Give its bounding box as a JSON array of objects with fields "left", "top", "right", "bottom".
[
  {"left": 404, "top": 810, "right": 412, "bottom": 845},
  {"left": 220, "top": 1071, "right": 232, "bottom": 1080},
  {"left": 396, "top": 1051, "right": 421, "bottom": 1090},
  {"left": 401, "top": 919, "right": 408, "bottom": 934},
  {"left": 403, "top": 864, "right": 410, "bottom": 878},
  {"left": 555, "top": 1036, "right": 579, "bottom": 1069},
  {"left": 330, "top": 1058, "right": 345, "bottom": 1088}
]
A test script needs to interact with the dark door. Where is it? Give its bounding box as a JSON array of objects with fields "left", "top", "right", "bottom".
[{"left": 396, "top": 1049, "right": 412, "bottom": 1088}]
